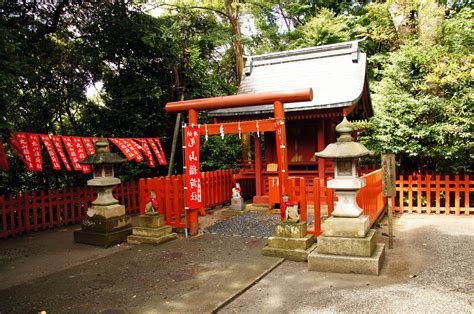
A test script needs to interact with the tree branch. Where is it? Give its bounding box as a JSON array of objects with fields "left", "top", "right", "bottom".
[
  {"left": 143, "top": 2, "right": 229, "bottom": 18},
  {"left": 37, "top": 2, "right": 66, "bottom": 38}
]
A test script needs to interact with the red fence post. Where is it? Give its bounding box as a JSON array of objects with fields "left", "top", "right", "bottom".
[
  {"left": 313, "top": 178, "right": 322, "bottom": 236},
  {"left": 454, "top": 175, "right": 460, "bottom": 215},
  {"left": 300, "top": 178, "right": 307, "bottom": 223},
  {"left": 464, "top": 175, "right": 470, "bottom": 215},
  {"left": 445, "top": 175, "right": 450, "bottom": 215}
]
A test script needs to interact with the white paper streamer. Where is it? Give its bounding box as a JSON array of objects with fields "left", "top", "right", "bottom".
[{"left": 220, "top": 124, "right": 224, "bottom": 140}]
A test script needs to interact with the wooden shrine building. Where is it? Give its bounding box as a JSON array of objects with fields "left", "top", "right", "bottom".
[{"left": 209, "top": 41, "right": 373, "bottom": 204}]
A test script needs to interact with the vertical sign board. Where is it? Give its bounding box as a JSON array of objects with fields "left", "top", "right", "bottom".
[
  {"left": 382, "top": 153, "right": 396, "bottom": 196},
  {"left": 184, "top": 125, "right": 202, "bottom": 209},
  {"left": 382, "top": 153, "right": 396, "bottom": 249}
]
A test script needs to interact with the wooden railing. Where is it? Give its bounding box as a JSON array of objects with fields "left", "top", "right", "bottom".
[
  {"left": 0, "top": 181, "right": 139, "bottom": 239},
  {"left": 138, "top": 170, "right": 235, "bottom": 229},
  {"left": 307, "top": 169, "right": 385, "bottom": 236},
  {"left": 394, "top": 174, "right": 473, "bottom": 215},
  {"left": 357, "top": 169, "right": 387, "bottom": 225}
]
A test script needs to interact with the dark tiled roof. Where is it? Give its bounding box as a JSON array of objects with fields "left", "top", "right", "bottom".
[{"left": 210, "top": 41, "right": 370, "bottom": 117}]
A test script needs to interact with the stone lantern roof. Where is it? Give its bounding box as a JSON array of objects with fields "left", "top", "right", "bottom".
[
  {"left": 79, "top": 138, "right": 127, "bottom": 165},
  {"left": 315, "top": 117, "right": 371, "bottom": 159}
]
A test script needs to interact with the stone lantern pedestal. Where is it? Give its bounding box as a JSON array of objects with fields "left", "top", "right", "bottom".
[
  {"left": 307, "top": 118, "right": 385, "bottom": 275},
  {"left": 73, "top": 139, "right": 132, "bottom": 247}
]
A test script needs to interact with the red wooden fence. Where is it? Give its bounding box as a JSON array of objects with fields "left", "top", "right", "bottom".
[
  {"left": 393, "top": 174, "right": 473, "bottom": 215},
  {"left": 0, "top": 181, "right": 139, "bottom": 239},
  {"left": 138, "top": 170, "right": 235, "bottom": 229}
]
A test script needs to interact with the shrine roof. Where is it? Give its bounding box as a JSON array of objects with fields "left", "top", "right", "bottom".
[{"left": 209, "top": 40, "right": 371, "bottom": 117}]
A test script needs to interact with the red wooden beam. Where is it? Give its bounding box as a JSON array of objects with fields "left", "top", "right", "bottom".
[
  {"left": 199, "top": 119, "right": 276, "bottom": 135},
  {"left": 165, "top": 88, "right": 313, "bottom": 113}
]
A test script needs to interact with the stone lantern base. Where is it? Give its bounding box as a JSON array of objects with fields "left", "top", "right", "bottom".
[
  {"left": 308, "top": 215, "right": 385, "bottom": 275},
  {"left": 262, "top": 221, "right": 317, "bottom": 262},
  {"left": 74, "top": 204, "right": 132, "bottom": 247},
  {"left": 127, "top": 214, "right": 177, "bottom": 245}
]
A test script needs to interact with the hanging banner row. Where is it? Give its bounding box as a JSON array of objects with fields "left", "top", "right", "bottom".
[{"left": 0, "top": 133, "right": 167, "bottom": 173}]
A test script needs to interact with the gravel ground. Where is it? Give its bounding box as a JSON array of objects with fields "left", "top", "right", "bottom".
[
  {"left": 221, "top": 214, "right": 474, "bottom": 313},
  {"left": 204, "top": 211, "right": 281, "bottom": 238}
]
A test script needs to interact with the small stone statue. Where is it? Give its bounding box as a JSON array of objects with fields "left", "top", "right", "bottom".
[
  {"left": 232, "top": 183, "right": 242, "bottom": 198},
  {"left": 145, "top": 191, "right": 159, "bottom": 215},
  {"left": 231, "top": 183, "right": 245, "bottom": 210},
  {"left": 282, "top": 195, "right": 300, "bottom": 222}
]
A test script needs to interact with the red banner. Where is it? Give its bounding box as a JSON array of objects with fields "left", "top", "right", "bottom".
[
  {"left": 71, "top": 137, "right": 90, "bottom": 173},
  {"left": 274, "top": 121, "right": 285, "bottom": 195},
  {"left": 39, "top": 134, "right": 61, "bottom": 170},
  {"left": 154, "top": 138, "right": 168, "bottom": 166},
  {"left": 134, "top": 139, "right": 155, "bottom": 168},
  {"left": 148, "top": 138, "right": 166, "bottom": 166},
  {"left": 109, "top": 138, "right": 136, "bottom": 161},
  {"left": 15, "top": 133, "right": 35, "bottom": 171},
  {"left": 82, "top": 137, "right": 96, "bottom": 155},
  {"left": 122, "top": 138, "right": 144, "bottom": 162},
  {"left": 61, "top": 136, "right": 83, "bottom": 171},
  {"left": 28, "top": 133, "right": 43, "bottom": 171},
  {"left": 51, "top": 135, "right": 72, "bottom": 171},
  {"left": 0, "top": 139, "right": 9, "bottom": 172},
  {"left": 184, "top": 125, "right": 202, "bottom": 209},
  {"left": 9, "top": 134, "right": 25, "bottom": 165}
]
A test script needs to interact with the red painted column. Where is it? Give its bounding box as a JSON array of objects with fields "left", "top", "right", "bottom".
[
  {"left": 254, "top": 134, "right": 262, "bottom": 197},
  {"left": 274, "top": 101, "right": 289, "bottom": 219},
  {"left": 317, "top": 120, "right": 326, "bottom": 184},
  {"left": 187, "top": 109, "right": 199, "bottom": 235}
]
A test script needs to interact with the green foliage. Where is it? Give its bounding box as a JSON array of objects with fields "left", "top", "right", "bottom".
[
  {"left": 200, "top": 135, "right": 242, "bottom": 171},
  {"left": 360, "top": 43, "right": 473, "bottom": 173},
  {"left": 288, "top": 8, "right": 352, "bottom": 48},
  {"left": 0, "top": 2, "right": 237, "bottom": 194},
  {"left": 440, "top": 7, "right": 473, "bottom": 53},
  {"left": 356, "top": 3, "right": 400, "bottom": 55}
]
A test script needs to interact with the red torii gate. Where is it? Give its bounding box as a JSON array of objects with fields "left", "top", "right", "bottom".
[{"left": 165, "top": 88, "right": 313, "bottom": 235}]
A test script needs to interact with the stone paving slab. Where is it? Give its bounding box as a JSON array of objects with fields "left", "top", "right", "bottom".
[{"left": 0, "top": 233, "right": 280, "bottom": 313}]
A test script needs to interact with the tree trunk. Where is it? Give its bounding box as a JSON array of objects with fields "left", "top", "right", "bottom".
[
  {"left": 225, "top": 0, "right": 244, "bottom": 84},
  {"left": 418, "top": 0, "right": 444, "bottom": 45},
  {"left": 225, "top": 1, "right": 249, "bottom": 162},
  {"left": 167, "top": 48, "right": 190, "bottom": 176},
  {"left": 167, "top": 112, "right": 182, "bottom": 176}
]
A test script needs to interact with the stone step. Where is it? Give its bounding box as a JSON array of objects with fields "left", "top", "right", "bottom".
[
  {"left": 138, "top": 215, "right": 165, "bottom": 228},
  {"left": 127, "top": 233, "right": 177, "bottom": 245},
  {"left": 262, "top": 243, "right": 317, "bottom": 262},
  {"left": 275, "top": 222, "right": 307, "bottom": 238},
  {"left": 308, "top": 243, "right": 385, "bottom": 275},
  {"left": 317, "top": 229, "right": 376, "bottom": 257},
  {"left": 267, "top": 234, "right": 315, "bottom": 251},
  {"left": 132, "top": 226, "right": 172, "bottom": 237}
]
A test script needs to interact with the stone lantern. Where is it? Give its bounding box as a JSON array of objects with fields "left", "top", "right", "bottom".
[
  {"left": 73, "top": 139, "right": 132, "bottom": 247},
  {"left": 308, "top": 117, "right": 385, "bottom": 275},
  {"left": 315, "top": 117, "right": 370, "bottom": 219}
]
